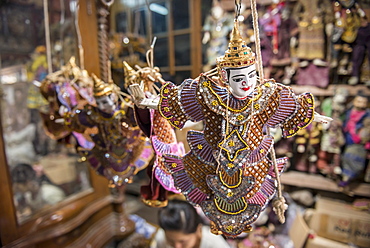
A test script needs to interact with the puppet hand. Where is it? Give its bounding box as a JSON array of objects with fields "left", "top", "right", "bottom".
[
  {"left": 129, "top": 83, "right": 159, "bottom": 109},
  {"left": 129, "top": 83, "right": 145, "bottom": 102},
  {"left": 313, "top": 112, "right": 333, "bottom": 124},
  {"left": 58, "top": 105, "right": 69, "bottom": 117}
]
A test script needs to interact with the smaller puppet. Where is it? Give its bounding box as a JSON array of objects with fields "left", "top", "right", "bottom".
[
  {"left": 38, "top": 56, "right": 95, "bottom": 143},
  {"left": 123, "top": 54, "right": 185, "bottom": 207},
  {"left": 60, "top": 74, "right": 153, "bottom": 186}
]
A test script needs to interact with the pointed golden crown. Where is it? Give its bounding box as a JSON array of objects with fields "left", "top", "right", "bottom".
[
  {"left": 216, "top": 20, "right": 255, "bottom": 69},
  {"left": 92, "top": 73, "right": 114, "bottom": 97},
  {"left": 122, "top": 61, "right": 138, "bottom": 88}
]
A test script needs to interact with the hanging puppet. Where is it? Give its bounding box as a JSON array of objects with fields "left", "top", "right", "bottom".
[
  {"left": 331, "top": 0, "right": 366, "bottom": 79},
  {"left": 58, "top": 73, "right": 153, "bottom": 186},
  {"left": 129, "top": 2, "right": 332, "bottom": 235},
  {"left": 38, "top": 56, "right": 95, "bottom": 147},
  {"left": 123, "top": 44, "right": 185, "bottom": 207}
]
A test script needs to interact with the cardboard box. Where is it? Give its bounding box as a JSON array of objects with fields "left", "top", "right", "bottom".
[
  {"left": 308, "top": 197, "right": 370, "bottom": 248},
  {"left": 289, "top": 211, "right": 353, "bottom": 248}
]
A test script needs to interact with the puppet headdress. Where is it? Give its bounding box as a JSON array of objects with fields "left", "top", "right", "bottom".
[
  {"left": 92, "top": 73, "right": 114, "bottom": 97},
  {"left": 216, "top": 20, "right": 255, "bottom": 69}
]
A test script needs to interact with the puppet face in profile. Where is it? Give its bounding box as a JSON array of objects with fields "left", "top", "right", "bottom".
[
  {"left": 96, "top": 94, "right": 116, "bottom": 114},
  {"left": 225, "top": 64, "right": 257, "bottom": 99}
]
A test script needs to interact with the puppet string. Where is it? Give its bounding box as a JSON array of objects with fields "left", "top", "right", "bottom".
[
  {"left": 43, "top": 0, "right": 53, "bottom": 74},
  {"left": 75, "top": 1, "right": 85, "bottom": 70},
  {"left": 250, "top": 0, "right": 264, "bottom": 82},
  {"left": 250, "top": 0, "right": 286, "bottom": 224}
]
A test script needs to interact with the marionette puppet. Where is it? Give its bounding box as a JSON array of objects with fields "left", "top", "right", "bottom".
[
  {"left": 58, "top": 73, "right": 153, "bottom": 186},
  {"left": 130, "top": 4, "right": 332, "bottom": 237},
  {"left": 38, "top": 56, "right": 95, "bottom": 146},
  {"left": 123, "top": 45, "right": 185, "bottom": 207}
]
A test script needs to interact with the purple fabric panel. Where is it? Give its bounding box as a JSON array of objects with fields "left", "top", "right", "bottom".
[
  {"left": 266, "top": 87, "right": 296, "bottom": 127},
  {"left": 180, "top": 79, "right": 205, "bottom": 122}
]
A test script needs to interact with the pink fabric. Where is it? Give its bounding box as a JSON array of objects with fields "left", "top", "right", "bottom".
[{"left": 345, "top": 109, "right": 366, "bottom": 144}]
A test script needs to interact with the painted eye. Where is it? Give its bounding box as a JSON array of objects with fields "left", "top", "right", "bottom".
[
  {"left": 249, "top": 73, "right": 256, "bottom": 78},
  {"left": 233, "top": 78, "right": 243, "bottom": 82}
]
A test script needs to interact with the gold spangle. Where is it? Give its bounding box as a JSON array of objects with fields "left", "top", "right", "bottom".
[
  {"left": 197, "top": 144, "right": 203, "bottom": 150},
  {"left": 171, "top": 163, "right": 177, "bottom": 168},
  {"left": 226, "top": 226, "right": 234, "bottom": 232}
]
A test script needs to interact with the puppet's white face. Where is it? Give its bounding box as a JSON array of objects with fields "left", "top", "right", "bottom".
[
  {"left": 96, "top": 94, "right": 116, "bottom": 114},
  {"left": 227, "top": 64, "right": 257, "bottom": 99}
]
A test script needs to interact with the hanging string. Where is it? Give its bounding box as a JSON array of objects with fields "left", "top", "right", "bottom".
[
  {"left": 145, "top": 0, "right": 153, "bottom": 47},
  {"left": 146, "top": 37, "right": 157, "bottom": 69},
  {"left": 234, "top": 0, "right": 242, "bottom": 20},
  {"left": 250, "top": 0, "right": 264, "bottom": 82},
  {"left": 75, "top": 1, "right": 85, "bottom": 70},
  {"left": 43, "top": 0, "right": 52, "bottom": 74},
  {"left": 249, "top": 0, "right": 286, "bottom": 224}
]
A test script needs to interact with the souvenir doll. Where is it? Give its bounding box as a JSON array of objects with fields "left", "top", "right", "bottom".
[
  {"left": 348, "top": 15, "right": 370, "bottom": 85},
  {"left": 331, "top": 0, "right": 365, "bottom": 77},
  {"left": 292, "top": 0, "right": 333, "bottom": 87},
  {"left": 202, "top": 0, "right": 234, "bottom": 71},
  {"left": 130, "top": 19, "right": 332, "bottom": 236},
  {"left": 60, "top": 74, "right": 153, "bottom": 186},
  {"left": 317, "top": 88, "right": 348, "bottom": 177},
  {"left": 292, "top": 120, "right": 323, "bottom": 174},
  {"left": 259, "top": 0, "right": 284, "bottom": 79},
  {"left": 293, "top": 0, "right": 333, "bottom": 66},
  {"left": 340, "top": 93, "right": 370, "bottom": 186},
  {"left": 123, "top": 60, "right": 185, "bottom": 207}
]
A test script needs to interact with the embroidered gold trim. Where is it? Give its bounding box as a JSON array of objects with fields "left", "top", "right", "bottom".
[
  {"left": 214, "top": 197, "right": 248, "bottom": 215},
  {"left": 204, "top": 80, "right": 262, "bottom": 113},
  {"left": 218, "top": 129, "right": 250, "bottom": 161},
  {"left": 218, "top": 169, "right": 243, "bottom": 188}
]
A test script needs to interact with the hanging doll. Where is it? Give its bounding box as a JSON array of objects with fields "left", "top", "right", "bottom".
[
  {"left": 331, "top": 0, "right": 366, "bottom": 78},
  {"left": 39, "top": 57, "right": 95, "bottom": 147},
  {"left": 292, "top": 0, "right": 333, "bottom": 87},
  {"left": 316, "top": 88, "right": 348, "bottom": 177},
  {"left": 259, "top": 0, "right": 284, "bottom": 79},
  {"left": 202, "top": 0, "right": 234, "bottom": 71},
  {"left": 59, "top": 74, "right": 153, "bottom": 186},
  {"left": 348, "top": 15, "right": 369, "bottom": 85},
  {"left": 340, "top": 93, "right": 370, "bottom": 187},
  {"left": 130, "top": 18, "right": 332, "bottom": 236},
  {"left": 123, "top": 60, "right": 185, "bottom": 207}
]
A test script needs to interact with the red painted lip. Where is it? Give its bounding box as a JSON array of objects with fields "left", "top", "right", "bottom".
[{"left": 241, "top": 87, "right": 250, "bottom": 91}]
